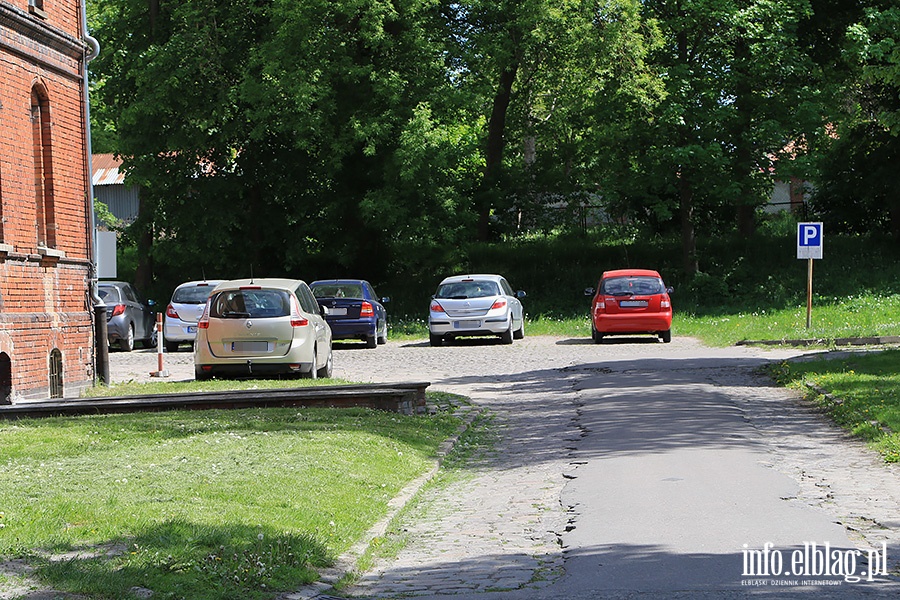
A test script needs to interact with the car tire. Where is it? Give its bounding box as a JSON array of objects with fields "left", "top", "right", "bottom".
[
  {"left": 429, "top": 333, "right": 443, "bottom": 347},
  {"left": 317, "top": 348, "right": 334, "bottom": 378},
  {"left": 591, "top": 327, "right": 603, "bottom": 344},
  {"left": 365, "top": 334, "right": 377, "bottom": 349},
  {"left": 165, "top": 340, "right": 180, "bottom": 353},
  {"left": 377, "top": 321, "right": 387, "bottom": 345},
  {"left": 513, "top": 319, "right": 524, "bottom": 340},
  {"left": 309, "top": 347, "right": 319, "bottom": 379},
  {"left": 660, "top": 329, "right": 672, "bottom": 343},
  {"left": 120, "top": 323, "right": 135, "bottom": 352},
  {"left": 195, "top": 368, "right": 212, "bottom": 381},
  {"left": 500, "top": 324, "right": 514, "bottom": 345}
]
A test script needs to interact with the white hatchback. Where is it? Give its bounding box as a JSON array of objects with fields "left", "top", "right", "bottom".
[
  {"left": 428, "top": 274, "right": 526, "bottom": 346},
  {"left": 164, "top": 280, "right": 224, "bottom": 352},
  {"left": 193, "top": 279, "right": 333, "bottom": 380}
]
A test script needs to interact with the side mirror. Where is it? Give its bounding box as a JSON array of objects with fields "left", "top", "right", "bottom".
[
  {"left": 147, "top": 299, "right": 157, "bottom": 307},
  {"left": 381, "top": 297, "right": 391, "bottom": 304},
  {"left": 516, "top": 290, "right": 526, "bottom": 299},
  {"left": 584, "top": 288, "right": 595, "bottom": 296},
  {"left": 667, "top": 287, "right": 674, "bottom": 295},
  {"left": 320, "top": 306, "right": 330, "bottom": 317}
]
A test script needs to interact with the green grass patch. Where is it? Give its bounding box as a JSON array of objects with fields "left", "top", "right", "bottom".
[
  {"left": 769, "top": 349, "right": 900, "bottom": 462},
  {"left": 676, "top": 294, "right": 900, "bottom": 347},
  {"left": 0, "top": 403, "right": 461, "bottom": 599}
]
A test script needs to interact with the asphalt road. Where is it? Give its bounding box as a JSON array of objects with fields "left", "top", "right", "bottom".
[{"left": 110, "top": 335, "right": 900, "bottom": 599}]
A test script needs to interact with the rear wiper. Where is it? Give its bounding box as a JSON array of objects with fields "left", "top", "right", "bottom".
[
  {"left": 222, "top": 311, "right": 251, "bottom": 318},
  {"left": 611, "top": 292, "right": 635, "bottom": 297}
]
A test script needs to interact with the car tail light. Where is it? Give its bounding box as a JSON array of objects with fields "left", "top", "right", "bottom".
[
  {"left": 165, "top": 304, "right": 180, "bottom": 319},
  {"left": 110, "top": 304, "right": 126, "bottom": 317},
  {"left": 360, "top": 301, "right": 374, "bottom": 317},
  {"left": 491, "top": 299, "right": 507, "bottom": 310},
  {"left": 290, "top": 295, "right": 309, "bottom": 327},
  {"left": 430, "top": 300, "right": 445, "bottom": 313},
  {"left": 197, "top": 299, "right": 211, "bottom": 329},
  {"left": 661, "top": 299, "right": 671, "bottom": 308}
]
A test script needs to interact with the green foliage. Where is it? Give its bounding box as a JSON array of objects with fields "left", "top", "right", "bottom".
[{"left": 93, "top": 200, "right": 120, "bottom": 230}]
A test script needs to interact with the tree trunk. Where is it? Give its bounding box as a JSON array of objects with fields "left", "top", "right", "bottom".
[
  {"left": 679, "top": 176, "right": 698, "bottom": 276},
  {"left": 477, "top": 63, "right": 518, "bottom": 241}
]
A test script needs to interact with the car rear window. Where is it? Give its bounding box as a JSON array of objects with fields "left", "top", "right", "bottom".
[
  {"left": 209, "top": 289, "right": 291, "bottom": 318},
  {"left": 172, "top": 285, "right": 217, "bottom": 304},
  {"left": 98, "top": 287, "right": 120, "bottom": 303},
  {"left": 311, "top": 284, "right": 364, "bottom": 299},
  {"left": 601, "top": 276, "right": 664, "bottom": 296},
  {"left": 435, "top": 280, "right": 500, "bottom": 299}
]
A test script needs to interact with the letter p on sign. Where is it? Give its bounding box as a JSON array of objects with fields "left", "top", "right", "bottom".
[{"left": 797, "top": 222, "right": 823, "bottom": 259}]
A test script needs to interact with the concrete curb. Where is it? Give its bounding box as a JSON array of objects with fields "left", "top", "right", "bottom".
[
  {"left": 281, "top": 402, "right": 484, "bottom": 600},
  {"left": 736, "top": 335, "right": 900, "bottom": 347}
]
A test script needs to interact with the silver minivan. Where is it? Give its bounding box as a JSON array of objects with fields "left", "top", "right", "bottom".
[{"left": 193, "top": 279, "right": 333, "bottom": 380}]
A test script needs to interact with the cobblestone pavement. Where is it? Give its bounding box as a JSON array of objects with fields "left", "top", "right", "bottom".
[{"left": 106, "top": 337, "right": 900, "bottom": 599}]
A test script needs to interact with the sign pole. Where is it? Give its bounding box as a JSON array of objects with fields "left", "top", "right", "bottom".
[
  {"left": 806, "top": 258, "right": 813, "bottom": 329},
  {"left": 797, "top": 222, "right": 823, "bottom": 331}
]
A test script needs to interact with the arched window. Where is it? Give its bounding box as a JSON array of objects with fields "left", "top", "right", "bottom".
[
  {"left": 49, "top": 349, "right": 63, "bottom": 399},
  {"left": 31, "top": 84, "right": 56, "bottom": 249},
  {"left": 0, "top": 353, "right": 11, "bottom": 404}
]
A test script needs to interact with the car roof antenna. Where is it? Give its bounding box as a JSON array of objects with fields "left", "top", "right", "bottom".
[{"left": 249, "top": 264, "right": 254, "bottom": 285}]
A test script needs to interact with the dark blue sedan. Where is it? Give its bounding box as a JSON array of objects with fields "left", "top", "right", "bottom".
[{"left": 309, "top": 279, "right": 389, "bottom": 348}]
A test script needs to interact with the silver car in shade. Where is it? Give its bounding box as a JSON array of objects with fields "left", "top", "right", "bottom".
[
  {"left": 193, "top": 278, "right": 332, "bottom": 380},
  {"left": 428, "top": 274, "right": 526, "bottom": 346},
  {"left": 164, "top": 280, "right": 225, "bottom": 352},
  {"left": 97, "top": 281, "right": 157, "bottom": 352}
]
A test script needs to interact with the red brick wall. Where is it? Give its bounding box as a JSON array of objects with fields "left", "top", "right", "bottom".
[{"left": 1, "top": 0, "right": 94, "bottom": 400}]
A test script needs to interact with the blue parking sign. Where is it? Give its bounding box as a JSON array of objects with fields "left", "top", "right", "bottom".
[{"left": 797, "top": 222, "right": 823, "bottom": 259}]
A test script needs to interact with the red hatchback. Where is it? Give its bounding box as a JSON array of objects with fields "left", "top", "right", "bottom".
[{"left": 585, "top": 269, "right": 673, "bottom": 343}]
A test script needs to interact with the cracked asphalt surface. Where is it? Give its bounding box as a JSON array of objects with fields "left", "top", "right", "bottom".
[{"left": 108, "top": 335, "right": 900, "bottom": 599}]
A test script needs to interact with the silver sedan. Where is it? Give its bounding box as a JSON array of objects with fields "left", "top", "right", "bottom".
[{"left": 428, "top": 274, "right": 526, "bottom": 346}]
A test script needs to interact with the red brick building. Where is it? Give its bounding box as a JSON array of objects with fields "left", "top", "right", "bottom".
[{"left": 0, "top": 0, "right": 95, "bottom": 400}]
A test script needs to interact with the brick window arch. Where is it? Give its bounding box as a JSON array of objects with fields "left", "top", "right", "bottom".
[
  {"left": 31, "top": 83, "right": 56, "bottom": 249},
  {"left": 49, "top": 349, "right": 63, "bottom": 399}
]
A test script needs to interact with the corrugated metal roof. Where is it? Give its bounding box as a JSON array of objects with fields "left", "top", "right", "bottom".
[{"left": 92, "top": 154, "right": 125, "bottom": 186}]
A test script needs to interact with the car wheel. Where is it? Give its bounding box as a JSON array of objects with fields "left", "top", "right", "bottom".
[
  {"left": 365, "top": 334, "right": 377, "bottom": 349},
  {"left": 146, "top": 328, "right": 158, "bottom": 349},
  {"left": 591, "top": 327, "right": 603, "bottom": 344},
  {"left": 317, "top": 348, "right": 334, "bottom": 378},
  {"left": 309, "top": 347, "right": 319, "bottom": 379},
  {"left": 165, "top": 340, "right": 180, "bottom": 353},
  {"left": 429, "top": 333, "right": 443, "bottom": 347},
  {"left": 377, "top": 321, "right": 387, "bottom": 345},
  {"left": 660, "top": 329, "right": 672, "bottom": 343},
  {"left": 513, "top": 319, "right": 525, "bottom": 340},
  {"left": 120, "top": 323, "right": 135, "bottom": 352},
  {"left": 500, "top": 324, "right": 514, "bottom": 345},
  {"left": 195, "top": 368, "right": 212, "bottom": 381}
]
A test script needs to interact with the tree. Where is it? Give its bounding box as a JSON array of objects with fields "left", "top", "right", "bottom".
[
  {"left": 810, "top": 2, "right": 900, "bottom": 239},
  {"left": 598, "top": 0, "right": 820, "bottom": 275}
]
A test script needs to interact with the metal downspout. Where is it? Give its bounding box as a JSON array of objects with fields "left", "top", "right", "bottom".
[{"left": 81, "top": 2, "right": 108, "bottom": 384}]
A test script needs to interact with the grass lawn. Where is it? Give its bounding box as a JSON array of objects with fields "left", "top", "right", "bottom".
[
  {"left": 0, "top": 401, "right": 462, "bottom": 599},
  {"left": 390, "top": 293, "right": 900, "bottom": 346}
]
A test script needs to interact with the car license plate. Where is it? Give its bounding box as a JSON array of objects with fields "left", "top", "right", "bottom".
[
  {"left": 619, "top": 300, "right": 648, "bottom": 308},
  {"left": 187, "top": 326, "right": 197, "bottom": 334},
  {"left": 330, "top": 307, "right": 348, "bottom": 316},
  {"left": 454, "top": 320, "right": 481, "bottom": 329},
  {"left": 232, "top": 341, "right": 268, "bottom": 352}
]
